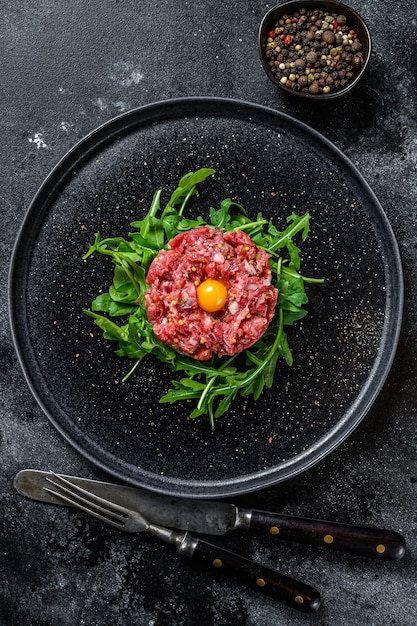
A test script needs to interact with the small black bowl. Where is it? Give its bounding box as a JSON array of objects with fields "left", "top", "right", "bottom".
[{"left": 259, "top": 0, "right": 372, "bottom": 100}]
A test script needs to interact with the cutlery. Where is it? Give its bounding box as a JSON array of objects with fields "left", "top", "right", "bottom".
[
  {"left": 14, "top": 469, "right": 406, "bottom": 561},
  {"left": 33, "top": 472, "right": 321, "bottom": 613}
]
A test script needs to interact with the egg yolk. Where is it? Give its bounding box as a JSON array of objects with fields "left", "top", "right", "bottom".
[{"left": 196, "top": 279, "right": 228, "bottom": 313}]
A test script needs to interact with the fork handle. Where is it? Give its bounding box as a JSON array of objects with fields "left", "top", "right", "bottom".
[{"left": 180, "top": 534, "right": 320, "bottom": 612}]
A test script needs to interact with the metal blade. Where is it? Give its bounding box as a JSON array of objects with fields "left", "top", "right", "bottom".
[{"left": 14, "top": 469, "right": 237, "bottom": 535}]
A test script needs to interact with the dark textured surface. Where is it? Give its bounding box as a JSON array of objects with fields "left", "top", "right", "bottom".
[{"left": 1, "top": 0, "right": 416, "bottom": 624}]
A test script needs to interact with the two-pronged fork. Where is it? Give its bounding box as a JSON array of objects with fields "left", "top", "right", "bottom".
[{"left": 44, "top": 473, "right": 320, "bottom": 613}]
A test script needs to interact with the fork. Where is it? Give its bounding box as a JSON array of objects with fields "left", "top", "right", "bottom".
[{"left": 44, "top": 473, "right": 321, "bottom": 613}]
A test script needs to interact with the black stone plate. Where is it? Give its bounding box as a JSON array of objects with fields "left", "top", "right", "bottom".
[{"left": 9, "top": 97, "right": 403, "bottom": 498}]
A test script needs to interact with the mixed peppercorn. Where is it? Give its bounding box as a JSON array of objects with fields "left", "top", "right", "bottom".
[{"left": 264, "top": 7, "right": 365, "bottom": 95}]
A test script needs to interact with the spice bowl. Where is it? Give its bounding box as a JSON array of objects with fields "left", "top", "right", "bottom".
[{"left": 259, "top": 0, "right": 371, "bottom": 99}]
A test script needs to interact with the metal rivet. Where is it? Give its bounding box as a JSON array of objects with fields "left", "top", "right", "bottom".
[
  {"left": 213, "top": 558, "right": 223, "bottom": 568},
  {"left": 256, "top": 578, "right": 266, "bottom": 587},
  {"left": 270, "top": 526, "right": 280, "bottom": 535},
  {"left": 376, "top": 544, "right": 386, "bottom": 554},
  {"left": 294, "top": 595, "right": 304, "bottom": 604},
  {"left": 324, "top": 534, "right": 334, "bottom": 544}
]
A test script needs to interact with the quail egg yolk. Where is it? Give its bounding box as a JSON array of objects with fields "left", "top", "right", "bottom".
[{"left": 196, "top": 279, "right": 228, "bottom": 313}]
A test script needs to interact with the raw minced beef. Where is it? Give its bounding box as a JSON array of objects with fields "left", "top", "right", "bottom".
[{"left": 144, "top": 226, "right": 278, "bottom": 360}]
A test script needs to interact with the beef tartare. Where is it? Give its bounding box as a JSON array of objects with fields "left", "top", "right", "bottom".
[{"left": 145, "top": 226, "right": 278, "bottom": 360}]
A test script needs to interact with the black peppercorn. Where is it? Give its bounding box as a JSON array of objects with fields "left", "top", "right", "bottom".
[{"left": 264, "top": 6, "right": 366, "bottom": 95}]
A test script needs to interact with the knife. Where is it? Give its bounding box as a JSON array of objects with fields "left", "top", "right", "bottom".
[
  {"left": 14, "top": 469, "right": 406, "bottom": 560},
  {"left": 16, "top": 470, "right": 321, "bottom": 613}
]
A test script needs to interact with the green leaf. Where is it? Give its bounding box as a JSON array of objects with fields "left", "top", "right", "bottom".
[
  {"left": 214, "top": 390, "right": 237, "bottom": 420},
  {"left": 209, "top": 206, "right": 227, "bottom": 228},
  {"left": 188, "top": 406, "right": 207, "bottom": 419},
  {"left": 129, "top": 231, "right": 163, "bottom": 251},
  {"left": 90, "top": 293, "right": 112, "bottom": 312},
  {"left": 84, "top": 310, "right": 130, "bottom": 342},
  {"left": 165, "top": 168, "right": 215, "bottom": 211},
  {"left": 83, "top": 169, "right": 322, "bottom": 427},
  {"left": 177, "top": 378, "right": 207, "bottom": 391},
  {"left": 264, "top": 350, "right": 280, "bottom": 387},
  {"left": 160, "top": 384, "right": 201, "bottom": 403}
]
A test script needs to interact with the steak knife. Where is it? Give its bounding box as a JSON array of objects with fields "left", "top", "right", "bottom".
[{"left": 14, "top": 469, "right": 406, "bottom": 560}]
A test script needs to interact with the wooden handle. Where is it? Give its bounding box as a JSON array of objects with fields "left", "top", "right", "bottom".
[
  {"left": 249, "top": 511, "right": 406, "bottom": 560},
  {"left": 150, "top": 524, "right": 320, "bottom": 612},
  {"left": 190, "top": 538, "right": 320, "bottom": 612}
]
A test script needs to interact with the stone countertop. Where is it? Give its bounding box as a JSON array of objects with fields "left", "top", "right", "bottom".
[{"left": 1, "top": 1, "right": 416, "bottom": 624}]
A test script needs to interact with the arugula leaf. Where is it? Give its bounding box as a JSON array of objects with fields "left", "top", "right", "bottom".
[
  {"left": 165, "top": 168, "right": 215, "bottom": 213},
  {"left": 84, "top": 168, "right": 323, "bottom": 427}
]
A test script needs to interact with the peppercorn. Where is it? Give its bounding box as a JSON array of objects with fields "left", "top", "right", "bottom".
[
  {"left": 322, "top": 30, "right": 335, "bottom": 44},
  {"left": 293, "top": 58, "right": 306, "bottom": 70},
  {"left": 306, "top": 50, "right": 318, "bottom": 63},
  {"left": 263, "top": 7, "right": 366, "bottom": 95}
]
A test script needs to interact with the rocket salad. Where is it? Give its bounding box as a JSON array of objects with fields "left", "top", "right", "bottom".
[{"left": 83, "top": 168, "right": 323, "bottom": 428}]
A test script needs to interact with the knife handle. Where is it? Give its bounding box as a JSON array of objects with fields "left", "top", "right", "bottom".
[
  {"left": 247, "top": 511, "right": 406, "bottom": 560},
  {"left": 180, "top": 535, "right": 320, "bottom": 612}
]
